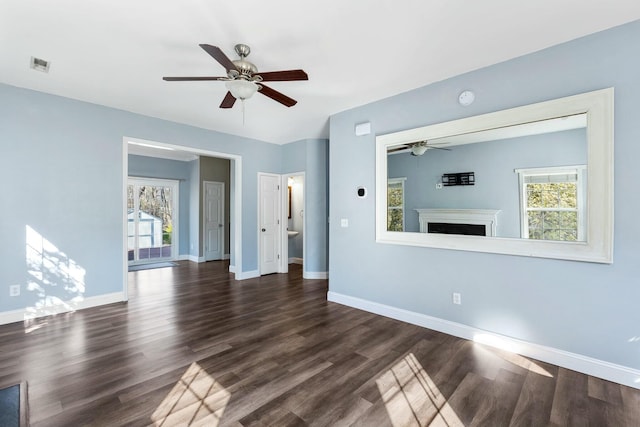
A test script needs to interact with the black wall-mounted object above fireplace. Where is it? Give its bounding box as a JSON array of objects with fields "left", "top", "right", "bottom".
[
  {"left": 442, "top": 172, "right": 475, "bottom": 186},
  {"left": 428, "top": 222, "right": 486, "bottom": 236}
]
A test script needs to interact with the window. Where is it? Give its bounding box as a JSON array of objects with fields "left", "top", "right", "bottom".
[
  {"left": 516, "top": 166, "right": 586, "bottom": 241},
  {"left": 387, "top": 178, "right": 406, "bottom": 231},
  {"left": 127, "top": 177, "right": 179, "bottom": 264}
]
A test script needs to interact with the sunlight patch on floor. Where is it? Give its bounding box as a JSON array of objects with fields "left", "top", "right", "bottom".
[
  {"left": 473, "top": 333, "right": 553, "bottom": 377},
  {"left": 151, "top": 362, "right": 230, "bottom": 426},
  {"left": 376, "top": 353, "right": 464, "bottom": 427}
]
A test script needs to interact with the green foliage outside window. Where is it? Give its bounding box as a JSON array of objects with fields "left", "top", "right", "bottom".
[
  {"left": 387, "top": 182, "right": 404, "bottom": 231},
  {"left": 163, "top": 223, "right": 173, "bottom": 245},
  {"left": 130, "top": 184, "right": 174, "bottom": 245},
  {"left": 526, "top": 182, "right": 578, "bottom": 241},
  {"left": 387, "top": 208, "right": 403, "bottom": 231}
]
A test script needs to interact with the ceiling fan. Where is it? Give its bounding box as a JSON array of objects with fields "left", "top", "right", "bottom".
[
  {"left": 388, "top": 140, "right": 451, "bottom": 156},
  {"left": 163, "top": 44, "right": 308, "bottom": 109}
]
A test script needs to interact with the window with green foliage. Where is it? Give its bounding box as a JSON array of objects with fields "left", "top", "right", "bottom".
[
  {"left": 516, "top": 166, "right": 586, "bottom": 241},
  {"left": 387, "top": 178, "right": 406, "bottom": 231}
]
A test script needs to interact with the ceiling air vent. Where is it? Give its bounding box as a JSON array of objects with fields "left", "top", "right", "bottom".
[{"left": 30, "top": 56, "right": 50, "bottom": 73}]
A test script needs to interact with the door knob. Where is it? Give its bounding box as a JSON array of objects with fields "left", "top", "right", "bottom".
[
  {"left": 262, "top": 228, "right": 266, "bottom": 232},
  {"left": 218, "top": 224, "right": 223, "bottom": 227}
]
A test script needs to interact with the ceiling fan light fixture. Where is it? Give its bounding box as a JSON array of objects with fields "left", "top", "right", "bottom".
[
  {"left": 226, "top": 79, "right": 259, "bottom": 100},
  {"left": 411, "top": 144, "right": 428, "bottom": 156}
]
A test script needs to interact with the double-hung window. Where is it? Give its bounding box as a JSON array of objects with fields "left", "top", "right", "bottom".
[
  {"left": 387, "top": 178, "right": 406, "bottom": 231},
  {"left": 516, "top": 166, "right": 586, "bottom": 241}
]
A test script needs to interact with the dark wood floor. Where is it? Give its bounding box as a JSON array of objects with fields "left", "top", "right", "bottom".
[{"left": 1, "top": 261, "right": 639, "bottom": 426}]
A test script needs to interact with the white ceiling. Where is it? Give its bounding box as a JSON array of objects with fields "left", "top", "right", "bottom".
[{"left": 2, "top": 1, "right": 639, "bottom": 145}]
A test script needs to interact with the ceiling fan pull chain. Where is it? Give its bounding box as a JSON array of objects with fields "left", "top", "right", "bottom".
[{"left": 242, "top": 99, "right": 246, "bottom": 125}]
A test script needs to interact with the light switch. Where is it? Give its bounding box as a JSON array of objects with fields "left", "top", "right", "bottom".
[{"left": 340, "top": 218, "right": 349, "bottom": 228}]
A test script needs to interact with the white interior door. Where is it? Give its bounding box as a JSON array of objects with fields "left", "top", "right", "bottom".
[
  {"left": 259, "top": 173, "right": 280, "bottom": 275},
  {"left": 204, "top": 181, "right": 224, "bottom": 261}
]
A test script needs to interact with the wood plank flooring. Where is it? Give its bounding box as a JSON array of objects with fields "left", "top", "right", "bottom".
[{"left": 1, "top": 260, "right": 639, "bottom": 426}]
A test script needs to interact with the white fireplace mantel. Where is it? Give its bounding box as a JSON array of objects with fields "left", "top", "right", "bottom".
[{"left": 415, "top": 209, "right": 501, "bottom": 236}]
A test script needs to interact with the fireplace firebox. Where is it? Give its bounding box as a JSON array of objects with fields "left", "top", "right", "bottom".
[{"left": 428, "top": 222, "right": 486, "bottom": 236}]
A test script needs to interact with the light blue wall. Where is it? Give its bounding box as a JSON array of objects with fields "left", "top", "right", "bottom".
[
  {"left": 282, "top": 141, "right": 306, "bottom": 261},
  {"left": 0, "top": 82, "right": 281, "bottom": 313},
  {"left": 388, "top": 128, "right": 586, "bottom": 237},
  {"left": 188, "top": 159, "right": 200, "bottom": 259},
  {"left": 305, "top": 139, "right": 329, "bottom": 273},
  {"left": 281, "top": 139, "right": 330, "bottom": 273},
  {"left": 329, "top": 20, "right": 640, "bottom": 370},
  {"left": 1, "top": 87, "right": 124, "bottom": 311},
  {"left": 282, "top": 139, "right": 306, "bottom": 172},
  {"left": 128, "top": 154, "right": 192, "bottom": 255}
]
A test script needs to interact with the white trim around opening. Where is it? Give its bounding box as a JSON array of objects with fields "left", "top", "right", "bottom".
[{"left": 123, "top": 137, "right": 244, "bottom": 302}]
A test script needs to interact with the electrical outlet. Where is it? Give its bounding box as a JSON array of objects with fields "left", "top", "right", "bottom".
[
  {"left": 452, "top": 292, "right": 461, "bottom": 305},
  {"left": 10, "top": 285, "right": 20, "bottom": 297}
]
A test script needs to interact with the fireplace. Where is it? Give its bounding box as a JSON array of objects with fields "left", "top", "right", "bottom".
[{"left": 415, "top": 209, "right": 501, "bottom": 237}]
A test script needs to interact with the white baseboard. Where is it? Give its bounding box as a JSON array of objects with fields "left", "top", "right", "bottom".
[
  {"left": 327, "top": 291, "right": 640, "bottom": 390},
  {"left": 178, "top": 254, "right": 204, "bottom": 262},
  {"left": 288, "top": 257, "right": 303, "bottom": 265},
  {"left": 304, "top": 271, "right": 328, "bottom": 279},
  {"left": 0, "top": 292, "right": 126, "bottom": 326},
  {"left": 235, "top": 270, "right": 259, "bottom": 280},
  {"left": 228, "top": 265, "right": 236, "bottom": 273}
]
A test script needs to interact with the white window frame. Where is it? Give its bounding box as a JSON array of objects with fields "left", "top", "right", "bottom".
[
  {"left": 127, "top": 176, "right": 179, "bottom": 265},
  {"left": 387, "top": 177, "right": 407, "bottom": 232},
  {"left": 516, "top": 165, "right": 586, "bottom": 241}
]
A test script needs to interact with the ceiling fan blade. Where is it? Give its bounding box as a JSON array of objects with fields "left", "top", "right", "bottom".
[
  {"left": 258, "top": 69, "right": 308, "bottom": 82},
  {"left": 259, "top": 84, "right": 297, "bottom": 107},
  {"left": 219, "top": 91, "right": 236, "bottom": 109},
  {"left": 163, "top": 76, "right": 228, "bottom": 81},
  {"left": 199, "top": 44, "right": 238, "bottom": 72},
  {"left": 387, "top": 146, "right": 408, "bottom": 153},
  {"left": 429, "top": 146, "right": 451, "bottom": 151}
]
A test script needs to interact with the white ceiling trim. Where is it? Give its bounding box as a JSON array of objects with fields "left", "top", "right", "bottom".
[{"left": 127, "top": 141, "right": 198, "bottom": 162}]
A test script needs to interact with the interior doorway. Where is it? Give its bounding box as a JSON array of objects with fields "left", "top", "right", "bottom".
[
  {"left": 282, "top": 173, "right": 305, "bottom": 275},
  {"left": 203, "top": 181, "right": 224, "bottom": 261},
  {"left": 123, "top": 137, "right": 244, "bottom": 301}
]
